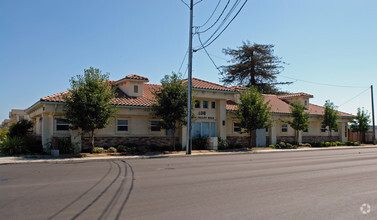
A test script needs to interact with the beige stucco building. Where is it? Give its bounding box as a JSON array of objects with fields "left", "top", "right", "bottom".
[{"left": 20, "top": 74, "right": 352, "bottom": 151}]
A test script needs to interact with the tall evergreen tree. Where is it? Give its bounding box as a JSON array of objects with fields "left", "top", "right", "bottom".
[
  {"left": 237, "top": 87, "right": 272, "bottom": 147},
  {"left": 63, "top": 67, "right": 117, "bottom": 151},
  {"left": 350, "top": 108, "right": 370, "bottom": 143},
  {"left": 286, "top": 101, "right": 309, "bottom": 144},
  {"left": 322, "top": 100, "right": 339, "bottom": 138},
  {"left": 151, "top": 73, "right": 188, "bottom": 150},
  {"left": 221, "top": 41, "right": 291, "bottom": 94}
]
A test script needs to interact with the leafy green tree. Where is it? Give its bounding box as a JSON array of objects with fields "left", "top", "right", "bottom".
[
  {"left": 0, "top": 127, "right": 9, "bottom": 144},
  {"left": 237, "top": 86, "right": 272, "bottom": 147},
  {"left": 286, "top": 101, "right": 309, "bottom": 144},
  {"left": 151, "top": 73, "right": 188, "bottom": 150},
  {"left": 8, "top": 120, "right": 33, "bottom": 138},
  {"left": 350, "top": 108, "right": 370, "bottom": 143},
  {"left": 63, "top": 67, "right": 117, "bottom": 151},
  {"left": 322, "top": 100, "right": 340, "bottom": 138},
  {"left": 221, "top": 41, "right": 291, "bottom": 94}
]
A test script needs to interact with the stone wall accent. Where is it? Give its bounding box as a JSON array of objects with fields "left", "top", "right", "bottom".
[
  {"left": 82, "top": 136, "right": 179, "bottom": 149},
  {"left": 302, "top": 136, "right": 339, "bottom": 143},
  {"left": 227, "top": 136, "right": 250, "bottom": 147},
  {"left": 277, "top": 136, "right": 295, "bottom": 143}
]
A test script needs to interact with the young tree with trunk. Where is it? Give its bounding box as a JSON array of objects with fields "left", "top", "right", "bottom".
[
  {"left": 221, "top": 41, "right": 291, "bottom": 94},
  {"left": 322, "top": 100, "right": 339, "bottom": 138},
  {"left": 63, "top": 67, "right": 117, "bottom": 152},
  {"left": 350, "top": 108, "right": 370, "bottom": 143},
  {"left": 151, "top": 73, "right": 188, "bottom": 151},
  {"left": 237, "top": 87, "right": 272, "bottom": 147},
  {"left": 286, "top": 101, "right": 309, "bottom": 144}
]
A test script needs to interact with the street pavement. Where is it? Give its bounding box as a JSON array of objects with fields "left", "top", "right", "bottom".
[{"left": 2, "top": 147, "right": 377, "bottom": 219}]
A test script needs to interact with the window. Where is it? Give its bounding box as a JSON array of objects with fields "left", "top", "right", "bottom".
[
  {"left": 195, "top": 100, "right": 200, "bottom": 108},
  {"left": 134, "top": 85, "right": 138, "bottom": 93},
  {"left": 211, "top": 122, "right": 216, "bottom": 137},
  {"left": 56, "top": 119, "right": 69, "bottom": 131},
  {"left": 117, "top": 120, "right": 128, "bottom": 131},
  {"left": 19, "top": 116, "right": 25, "bottom": 121},
  {"left": 321, "top": 124, "right": 327, "bottom": 132},
  {"left": 345, "top": 125, "right": 348, "bottom": 137},
  {"left": 282, "top": 124, "right": 288, "bottom": 132},
  {"left": 304, "top": 100, "right": 308, "bottom": 106},
  {"left": 234, "top": 122, "right": 241, "bottom": 133},
  {"left": 265, "top": 127, "right": 269, "bottom": 132},
  {"left": 211, "top": 101, "right": 216, "bottom": 109},
  {"left": 193, "top": 122, "right": 216, "bottom": 137},
  {"left": 304, "top": 128, "right": 308, "bottom": 132},
  {"left": 151, "top": 120, "right": 161, "bottom": 132},
  {"left": 203, "top": 101, "right": 208, "bottom": 109}
]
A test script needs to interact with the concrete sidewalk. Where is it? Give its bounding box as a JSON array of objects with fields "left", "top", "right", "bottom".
[{"left": 1, "top": 145, "right": 377, "bottom": 165}]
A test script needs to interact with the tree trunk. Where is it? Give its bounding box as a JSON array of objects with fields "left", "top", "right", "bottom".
[{"left": 91, "top": 130, "right": 95, "bottom": 153}]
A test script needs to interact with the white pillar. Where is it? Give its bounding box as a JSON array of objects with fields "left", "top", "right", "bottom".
[
  {"left": 218, "top": 100, "right": 227, "bottom": 140},
  {"left": 339, "top": 122, "right": 347, "bottom": 142},
  {"left": 42, "top": 113, "right": 53, "bottom": 150}
]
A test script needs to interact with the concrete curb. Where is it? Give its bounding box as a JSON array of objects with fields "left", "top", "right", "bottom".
[{"left": 1, "top": 145, "right": 376, "bottom": 165}]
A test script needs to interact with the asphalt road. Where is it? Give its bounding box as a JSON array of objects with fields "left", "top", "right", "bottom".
[{"left": 2, "top": 148, "right": 377, "bottom": 220}]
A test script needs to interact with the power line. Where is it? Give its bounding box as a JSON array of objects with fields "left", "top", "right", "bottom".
[
  {"left": 195, "top": 0, "right": 248, "bottom": 51},
  {"left": 178, "top": 50, "right": 188, "bottom": 74},
  {"left": 197, "top": 0, "right": 222, "bottom": 28},
  {"left": 180, "top": 0, "right": 189, "bottom": 8},
  {"left": 339, "top": 87, "right": 371, "bottom": 107},
  {"left": 197, "top": 0, "right": 240, "bottom": 43},
  {"left": 196, "top": 0, "right": 230, "bottom": 33},
  {"left": 279, "top": 75, "right": 367, "bottom": 89},
  {"left": 198, "top": 33, "right": 223, "bottom": 74}
]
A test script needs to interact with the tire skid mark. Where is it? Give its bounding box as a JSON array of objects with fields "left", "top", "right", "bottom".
[
  {"left": 98, "top": 160, "right": 128, "bottom": 220},
  {"left": 47, "top": 161, "right": 113, "bottom": 220},
  {"left": 71, "top": 160, "right": 121, "bottom": 220},
  {"left": 115, "top": 160, "right": 135, "bottom": 220}
]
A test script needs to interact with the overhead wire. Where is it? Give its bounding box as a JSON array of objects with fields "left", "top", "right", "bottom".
[
  {"left": 195, "top": 0, "right": 248, "bottom": 51},
  {"left": 279, "top": 75, "right": 367, "bottom": 89},
  {"left": 198, "top": 33, "right": 223, "bottom": 74},
  {"left": 196, "top": 0, "right": 230, "bottom": 33},
  {"left": 178, "top": 50, "right": 189, "bottom": 74},
  {"left": 196, "top": 0, "right": 222, "bottom": 28},
  {"left": 339, "top": 87, "right": 370, "bottom": 107}
]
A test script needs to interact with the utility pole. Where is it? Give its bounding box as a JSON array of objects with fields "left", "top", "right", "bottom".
[
  {"left": 371, "top": 85, "right": 376, "bottom": 145},
  {"left": 186, "top": 0, "right": 193, "bottom": 154}
]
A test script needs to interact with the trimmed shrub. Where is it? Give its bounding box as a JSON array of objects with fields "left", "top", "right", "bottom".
[
  {"left": 331, "top": 142, "right": 337, "bottom": 146},
  {"left": 286, "top": 143, "right": 292, "bottom": 148},
  {"left": 117, "top": 145, "right": 128, "bottom": 153},
  {"left": 279, "top": 142, "right": 287, "bottom": 148},
  {"left": 107, "top": 147, "right": 117, "bottom": 153},
  {"left": 192, "top": 136, "right": 208, "bottom": 150},
  {"left": 269, "top": 144, "right": 275, "bottom": 148},
  {"left": 0, "top": 136, "right": 26, "bottom": 155},
  {"left": 274, "top": 144, "right": 281, "bottom": 149},
  {"left": 218, "top": 137, "right": 229, "bottom": 150},
  {"left": 54, "top": 137, "right": 75, "bottom": 154},
  {"left": 93, "top": 147, "right": 104, "bottom": 153},
  {"left": 8, "top": 120, "right": 33, "bottom": 138},
  {"left": 354, "top": 141, "right": 360, "bottom": 146}
]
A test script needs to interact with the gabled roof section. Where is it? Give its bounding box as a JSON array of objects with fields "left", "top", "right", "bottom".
[
  {"left": 229, "top": 85, "right": 247, "bottom": 92},
  {"left": 183, "top": 78, "right": 236, "bottom": 93},
  {"left": 277, "top": 92, "right": 314, "bottom": 99},
  {"left": 115, "top": 74, "right": 149, "bottom": 84}
]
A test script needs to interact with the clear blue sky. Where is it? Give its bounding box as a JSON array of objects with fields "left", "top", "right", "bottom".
[{"left": 1, "top": 0, "right": 377, "bottom": 123}]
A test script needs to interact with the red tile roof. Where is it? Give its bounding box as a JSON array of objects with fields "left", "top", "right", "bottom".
[
  {"left": 116, "top": 74, "right": 149, "bottom": 82},
  {"left": 183, "top": 78, "right": 236, "bottom": 92},
  {"left": 277, "top": 92, "right": 313, "bottom": 99},
  {"left": 229, "top": 85, "right": 247, "bottom": 92},
  {"left": 226, "top": 94, "right": 353, "bottom": 117}
]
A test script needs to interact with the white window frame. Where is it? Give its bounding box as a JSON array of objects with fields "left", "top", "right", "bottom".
[
  {"left": 233, "top": 122, "right": 242, "bottom": 133},
  {"left": 117, "top": 119, "right": 129, "bottom": 132},
  {"left": 134, "top": 85, "right": 138, "bottom": 93},
  {"left": 282, "top": 124, "right": 288, "bottom": 132},
  {"left": 56, "top": 118, "right": 69, "bottom": 131},
  {"left": 150, "top": 120, "right": 162, "bottom": 132}
]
